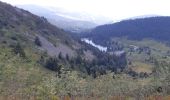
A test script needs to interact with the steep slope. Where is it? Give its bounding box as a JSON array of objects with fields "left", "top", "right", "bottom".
[
  {"left": 0, "top": 1, "right": 77, "bottom": 57},
  {"left": 1, "top": 1, "right": 170, "bottom": 99},
  {"left": 85, "top": 16, "right": 170, "bottom": 44},
  {"left": 0, "top": 1, "right": 127, "bottom": 78}
]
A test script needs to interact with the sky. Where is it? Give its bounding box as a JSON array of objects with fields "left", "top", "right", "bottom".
[{"left": 1, "top": 0, "right": 170, "bottom": 21}]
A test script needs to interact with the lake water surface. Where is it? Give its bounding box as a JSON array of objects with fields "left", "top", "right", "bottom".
[{"left": 81, "top": 38, "right": 107, "bottom": 52}]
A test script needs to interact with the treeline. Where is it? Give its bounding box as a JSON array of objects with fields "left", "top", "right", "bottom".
[
  {"left": 39, "top": 52, "right": 127, "bottom": 78},
  {"left": 9, "top": 36, "right": 128, "bottom": 78},
  {"left": 37, "top": 40, "right": 127, "bottom": 78},
  {"left": 84, "top": 17, "right": 170, "bottom": 44}
]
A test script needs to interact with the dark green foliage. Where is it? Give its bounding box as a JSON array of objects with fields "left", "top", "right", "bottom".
[
  {"left": 139, "top": 72, "right": 149, "bottom": 78},
  {"left": 45, "top": 57, "right": 58, "bottom": 70},
  {"left": 38, "top": 56, "right": 45, "bottom": 65},
  {"left": 66, "top": 54, "right": 69, "bottom": 61},
  {"left": 45, "top": 57, "right": 61, "bottom": 75},
  {"left": 10, "top": 36, "right": 17, "bottom": 41},
  {"left": 58, "top": 52, "right": 63, "bottom": 60},
  {"left": 34, "top": 36, "right": 42, "bottom": 46},
  {"left": 84, "top": 17, "right": 170, "bottom": 44},
  {"left": 12, "top": 43, "right": 26, "bottom": 57},
  {"left": 65, "top": 40, "right": 69, "bottom": 45},
  {"left": 127, "top": 69, "right": 138, "bottom": 77},
  {"left": 78, "top": 40, "right": 127, "bottom": 75},
  {"left": 71, "top": 53, "right": 127, "bottom": 78},
  {"left": 75, "top": 55, "right": 83, "bottom": 64},
  {"left": 2, "top": 40, "right": 7, "bottom": 44}
]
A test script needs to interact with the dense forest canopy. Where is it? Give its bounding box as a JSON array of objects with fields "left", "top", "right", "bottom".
[{"left": 84, "top": 17, "right": 170, "bottom": 44}]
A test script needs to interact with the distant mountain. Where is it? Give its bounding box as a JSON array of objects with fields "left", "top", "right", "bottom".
[
  {"left": 84, "top": 16, "right": 170, "bottom": 44},
  {"left": 16, "top": 5, "right": 110, "bottom": 33},
  {"left": 109, "top": 14, "right": 161, "bottom": 24},
  {"left": 46, "top": 6, "right": 112, "bottom": 24},
  {"left": 128, "top": 14, "right": 161, "bottom": 20},
  {"left": 2, "top": 2, "right": 170, "bottom": 98}
]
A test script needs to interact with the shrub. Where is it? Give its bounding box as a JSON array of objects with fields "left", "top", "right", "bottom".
[
  {"left": 45, "top": 57, "right": 61, "bottom": 75},
  {"left": 35, "top": 36, "right": 42, "bottom": 47},
  {"left": 12, "top": 43, "right": 26, "bottom": 57}
]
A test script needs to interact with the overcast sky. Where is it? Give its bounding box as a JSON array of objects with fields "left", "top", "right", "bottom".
[{"left": 1, "top": 0, "right": 170, "bottom": 20}]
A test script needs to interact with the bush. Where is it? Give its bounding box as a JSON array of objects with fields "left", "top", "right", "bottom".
[
  {"left": 45, "top": 57, "right": 61, "bottom": 75},
  {"left": 12, "top": 43, "right": 26, "bottom": 57},
  {"left": 35, "top": 36, "right": 42, "bottom": 47},
  {"left": 58, "top": 52, "right": 63, "bottom": 60}
]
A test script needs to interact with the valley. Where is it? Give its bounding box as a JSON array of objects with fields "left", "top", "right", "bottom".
[{"left": 0, "top": 0, "right": 170, "bottom": 100}]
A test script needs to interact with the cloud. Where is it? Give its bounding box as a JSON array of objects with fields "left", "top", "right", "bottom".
[{"left": 1, "top": 0, "right": 170, "bottom": 20}]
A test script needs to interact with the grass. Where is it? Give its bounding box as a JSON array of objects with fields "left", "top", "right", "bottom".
[
  {"left": 130, "top": 62, "right": 153, "bottom": 73},
  {"left": 0, "top": 35, "right": 170, "bottom": 99},
  {"left": 0, "top": 45, "right": 59, "bottom": 99},
  {"left": 112, "top": 37, "right": 170, "bottom": 70}
]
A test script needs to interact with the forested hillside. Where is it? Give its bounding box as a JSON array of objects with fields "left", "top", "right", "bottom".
[
  {"left": 1, "top": 1, "right": 170, "bottom": 99},
  {"left": 0, "top": 1, "right": 130, "bottom": 99},
  {"left": 85, "top": 17, "right": 170, "bottom": 44}
]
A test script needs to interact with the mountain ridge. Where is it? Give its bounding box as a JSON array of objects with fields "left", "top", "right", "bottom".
[
  {"left": 0, "top": 0, "right": 127, "bottom": 76},
  {"left": 84, "top": 16, "right": 170, "bottom": 44},
  {"left": 16, "top": 4, "right": 99, "bottom": 33}
]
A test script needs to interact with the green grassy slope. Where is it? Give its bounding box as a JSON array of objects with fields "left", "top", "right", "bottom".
[{"left": 0, "top": 1, "right": 170, "bottom": 99}]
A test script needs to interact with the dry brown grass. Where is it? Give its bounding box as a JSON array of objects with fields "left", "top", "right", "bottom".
[{"left": 131, "top": 62, "right": 153, "bottom": 73}]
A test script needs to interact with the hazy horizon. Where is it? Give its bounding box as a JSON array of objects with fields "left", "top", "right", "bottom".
[{"left": 1, "top": 0, "right": 170, "bottom": 22}]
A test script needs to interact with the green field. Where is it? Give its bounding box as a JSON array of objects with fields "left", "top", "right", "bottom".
[{"left": 0, "top": 37, "right": 170, "bottom": 100}]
